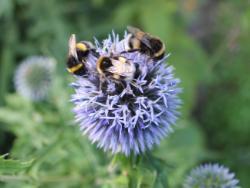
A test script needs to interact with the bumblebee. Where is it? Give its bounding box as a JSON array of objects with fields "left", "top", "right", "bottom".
[
  {"left": 67, "top": 34, "right": 97, "bottom": 76},
  {"left": 124, "top": 26, "right": 166, "bottom": 60},
  {"left": 96, "top": 56, "right": 136, "bottom": 82}
]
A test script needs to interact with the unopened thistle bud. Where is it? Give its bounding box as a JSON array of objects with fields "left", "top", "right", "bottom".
[
  {"left": 183, "top": 163, "right": 240, "bottom": 188},
  {"left": 15, "top": 56, "right": 56, "bottom": 101}
]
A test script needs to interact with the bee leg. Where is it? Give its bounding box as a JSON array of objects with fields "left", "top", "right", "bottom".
[
  {"left": 120, "top": 49, "right": 139, "bottom": 54},
  {"left": 98, "top": 76, "right": 106, "bottom": 91},
  {"left": 91, "top": 49, "right": 100, "bottom": 58},
  {"left": 99, "top": 82, "right": 103, "bottom": 91}
]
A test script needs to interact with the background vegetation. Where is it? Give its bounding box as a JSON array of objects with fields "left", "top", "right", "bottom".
[{"left": 0, "top": 0, "right": 249, "bottom": 187}]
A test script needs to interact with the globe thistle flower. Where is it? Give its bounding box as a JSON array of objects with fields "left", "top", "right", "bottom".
[
  {"left": 71, "top": 31, "right": 181, "bottom": 156},
  {"left": 15, "top": 56, "right": 56, "bottom": 101},
  {"left": 183, "top": 163, "right": 240, "bottom": 188}
]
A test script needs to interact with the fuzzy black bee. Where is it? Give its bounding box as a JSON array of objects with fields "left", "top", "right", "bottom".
[{"left": 123, "top": 26, "right": 166, "bottom": 60}]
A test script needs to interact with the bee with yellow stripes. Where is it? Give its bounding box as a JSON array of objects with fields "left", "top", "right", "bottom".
[
  {"left": 67, "top": 34, "right": 97, "bottom": 76},
  {"left": 123, "top": 26, "right": 166, "bottom": 60}
]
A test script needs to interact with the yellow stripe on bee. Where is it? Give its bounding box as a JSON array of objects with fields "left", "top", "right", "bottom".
[
  {"left": 96, "top": 56, "right": 106, "bottom": 75},
  {"left": 154, "top": 43, "right": 165, "bottom": 57},
  {"left": 67, "top": 63, "right": 83, "bottom": 73},
  {"left": 76, "top": 43, "right": 87, "bottom": 51}
]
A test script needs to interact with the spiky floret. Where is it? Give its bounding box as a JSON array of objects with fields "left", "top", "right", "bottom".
[
  {"left": 15, "top": 56, "right": 56, "bottom": 101},
  {"left": 71, "top": 32, "right": 181, "bottom": 156},
  {"left": 183, "top": 163, "right": 240, "bottom": 188}
]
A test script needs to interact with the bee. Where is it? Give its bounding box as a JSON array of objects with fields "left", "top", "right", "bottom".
[
  {"left": 96, "top": 56, "right": 136, "bottom": 82},
  {"left": 67, "top": 34, "right": 97, "bottom": 76},
  {"left": 123, "top": 26, "right": 166, "bottom": 60}
]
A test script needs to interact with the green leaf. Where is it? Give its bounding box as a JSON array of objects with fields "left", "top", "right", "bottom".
[
  {"left": 155, "top": 120, "right": 206, "bottom": 187},
  {"left": 0, "top": 108, "right": 29, "bottom": 125},
  {"left": 0, "top": 155, "right": 32, "bottom": 174},
  {"left": 0, "top": 0, "right": 13, "bottom": 18}
]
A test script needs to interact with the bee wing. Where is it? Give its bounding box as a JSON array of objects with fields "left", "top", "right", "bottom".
[
  {"left": 127, "top": 25, "right": 142, "bottom": 34},
  {"left": 107, "top": 59, "right": 135, "bottom": 77},
  {"left": 127, "top": 26, "right": 152, "bottom": 49},
  {"left": 68, "top": 34, "right": 78, "bottom": 58},
  {"left": 138, "top": 35, "right": 152, "bottom": 49},
  {"left": 107, "top": 59, "right": 123, "bottom": 75},
  {"left": 87, "top": 41, "right": 95, "bottom": 49}
]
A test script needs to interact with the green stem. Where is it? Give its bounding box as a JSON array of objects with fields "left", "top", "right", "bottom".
[
  {"left": 0, "top": 174, "right": 90, "bottom": 183},
  {"left": 0, "top": 175, "right": 29, "bottom": 182},
  {"left": 127, "top": 155, "right": 142, "bottom": 188}
]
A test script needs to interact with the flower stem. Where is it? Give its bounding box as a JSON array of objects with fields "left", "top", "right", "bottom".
[{"left": 127, "top": 155, "right": 141, "bottom": 188}]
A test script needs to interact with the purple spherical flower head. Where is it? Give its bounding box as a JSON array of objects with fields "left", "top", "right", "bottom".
[
  {"left": 183, "top": 163, "right": 240, "bottom": 188},
  {"left": 71, "top": 31, "right": 181, "bottom": 156}
]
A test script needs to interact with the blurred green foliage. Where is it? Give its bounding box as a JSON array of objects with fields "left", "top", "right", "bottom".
[{"left": 0, "top": 0, "right": 249, "bottom": 187}]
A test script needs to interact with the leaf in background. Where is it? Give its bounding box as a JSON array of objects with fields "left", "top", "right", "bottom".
[
  {"left": 0, "top": 108, "right": 32, "bottom": 127},
  {"left": 155, "top": 119, "right": 206, "bottom": 187},
  {"left": 0, "top": 155, "right": 32, "bottom": 175},
  {"left": 0, "top": 0, "right": 13, "bottom": 18}
]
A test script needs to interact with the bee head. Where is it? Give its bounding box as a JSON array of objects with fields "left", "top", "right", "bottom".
[{"left": 97, "top": 56, "right": 112, "bottom": 75}]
